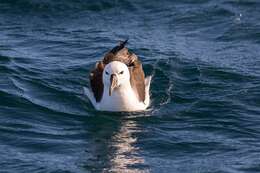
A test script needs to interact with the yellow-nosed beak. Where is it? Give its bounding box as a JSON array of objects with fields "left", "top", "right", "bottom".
[{"left": 109, "top": 74, "right": 118, "bottom": 96}]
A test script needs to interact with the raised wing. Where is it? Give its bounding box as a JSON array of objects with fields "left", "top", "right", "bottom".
[
  {"left": 129, "top": 60, "right": 146, "bottom": 102},
  {"left": 89, "top": 61, "right": 104, "bottom": 102}
]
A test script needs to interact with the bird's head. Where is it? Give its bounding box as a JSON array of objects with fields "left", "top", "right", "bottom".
[{"left": 102, "top": 61, "right": 130, "bottom": 96}]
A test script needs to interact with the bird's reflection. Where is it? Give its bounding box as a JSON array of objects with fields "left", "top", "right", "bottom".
[
  {"left": 85, "top": 115, "right": 149, "bottom": 172},
  {"left": 109, "top": 119, "right": 147, "bottom": 172}
]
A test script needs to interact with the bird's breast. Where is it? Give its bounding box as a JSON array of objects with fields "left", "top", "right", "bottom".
[{"left": 98, "top": 86, "right": 146, "bottom": 111}]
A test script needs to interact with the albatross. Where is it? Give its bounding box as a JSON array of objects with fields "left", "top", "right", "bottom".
[{"left": 83, "top": 40, "right": 151, "bottom": 112}]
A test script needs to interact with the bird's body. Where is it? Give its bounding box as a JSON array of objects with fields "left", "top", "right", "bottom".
[
  {"left": 84, "top": 40, "right": 151, "bottom": 112},
  {"left": 84, "top": 74, "right": 151, "bottom": 112}
]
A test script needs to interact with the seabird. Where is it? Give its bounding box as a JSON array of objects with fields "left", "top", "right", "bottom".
[{"left": 84, "top": 40, "right": 151, "bottom": 112}]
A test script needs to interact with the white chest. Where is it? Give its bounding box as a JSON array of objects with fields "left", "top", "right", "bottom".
[{"left": 97, "top": 86, "right": 146, "bottom": 112}]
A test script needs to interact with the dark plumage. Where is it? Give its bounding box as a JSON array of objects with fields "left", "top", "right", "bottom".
[{"left": 109, "top": 39, "right": 128, "bottom": 54}]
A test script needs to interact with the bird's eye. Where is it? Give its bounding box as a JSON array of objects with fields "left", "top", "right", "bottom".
[
  {"left": 119, "top": 71, "right": 124, "bottom": 75},
  {"left": 105, "top": 71, "right": 109, "bottom": 75}
]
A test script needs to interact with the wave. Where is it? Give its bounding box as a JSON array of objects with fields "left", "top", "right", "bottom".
[{"left": 0, "top": 0, "right": 135, "bottom": 13}]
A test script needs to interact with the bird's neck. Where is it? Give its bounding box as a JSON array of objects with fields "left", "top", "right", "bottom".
[{"left": 104, "top": 82, "right": 132, "bottom": 95}]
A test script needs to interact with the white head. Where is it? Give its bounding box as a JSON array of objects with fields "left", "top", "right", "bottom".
[{"left": 102, "top": 61, "right": 130, "bottom": 96}]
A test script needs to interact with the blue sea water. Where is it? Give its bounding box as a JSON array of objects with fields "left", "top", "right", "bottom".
[{"left": 0, "top": 0, "right": 260, "bottom": 172}]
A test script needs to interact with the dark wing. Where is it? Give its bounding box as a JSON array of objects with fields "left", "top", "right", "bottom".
[
  {"left": 129, "top": 60, "right": 146, "bottom": 102},
  {"left": 102, "top": 52, "right": 117, "bottom": 65},
  {"left": 89, "top": 61, "right": 104, "bottom": 102}
]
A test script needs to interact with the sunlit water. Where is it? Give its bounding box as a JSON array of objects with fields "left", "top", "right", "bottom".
[{"left": 1, "top": 0, "right": 260, "bottom": 172}]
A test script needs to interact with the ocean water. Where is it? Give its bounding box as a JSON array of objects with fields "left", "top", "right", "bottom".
[{"left": 1, "top": 0, "right": 260, "bottom": 172}]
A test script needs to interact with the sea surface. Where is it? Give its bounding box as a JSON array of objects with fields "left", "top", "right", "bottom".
[{"left": 0, "top": 0, "right": 260, "bottom": 172}]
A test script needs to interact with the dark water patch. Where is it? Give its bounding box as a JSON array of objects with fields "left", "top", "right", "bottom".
[
  {"left": 172, "top": 3, "right": 234, "bottom": 33},
  {"left": 0, "top": 0, "right": 135, "bottom": 14},
  {"left": 199, "top": 65, "right": 256, "bottom": 83},
  {"left": 217, "top": 23, "right": 260, "bottom": 42},
  {"left": 9, "top": 75, "right": 87, "bottom": 115},
  {"left": 0, "top": 55, "right": 12, "bottom": 63},
  {"left": 224, "top": 0, "right": 260, "bottom": 7},
  {"left": 0, "top": 64, "right": 17, "bottom": 75},
  {"left": 229, "top": 85, "right": 260, "bottom": 112}
]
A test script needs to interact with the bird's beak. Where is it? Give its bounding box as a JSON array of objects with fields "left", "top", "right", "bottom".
[{"left": 109, "top": 74, "right": 118, "bottom": 96}]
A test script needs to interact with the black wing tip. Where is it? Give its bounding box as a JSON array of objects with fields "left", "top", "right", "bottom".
[
  {"left": 120, "top": 39, "right": 128, "bottom": 47},
  {"left": 109, "top": 39, "right": 129, "bottom": 54}
]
